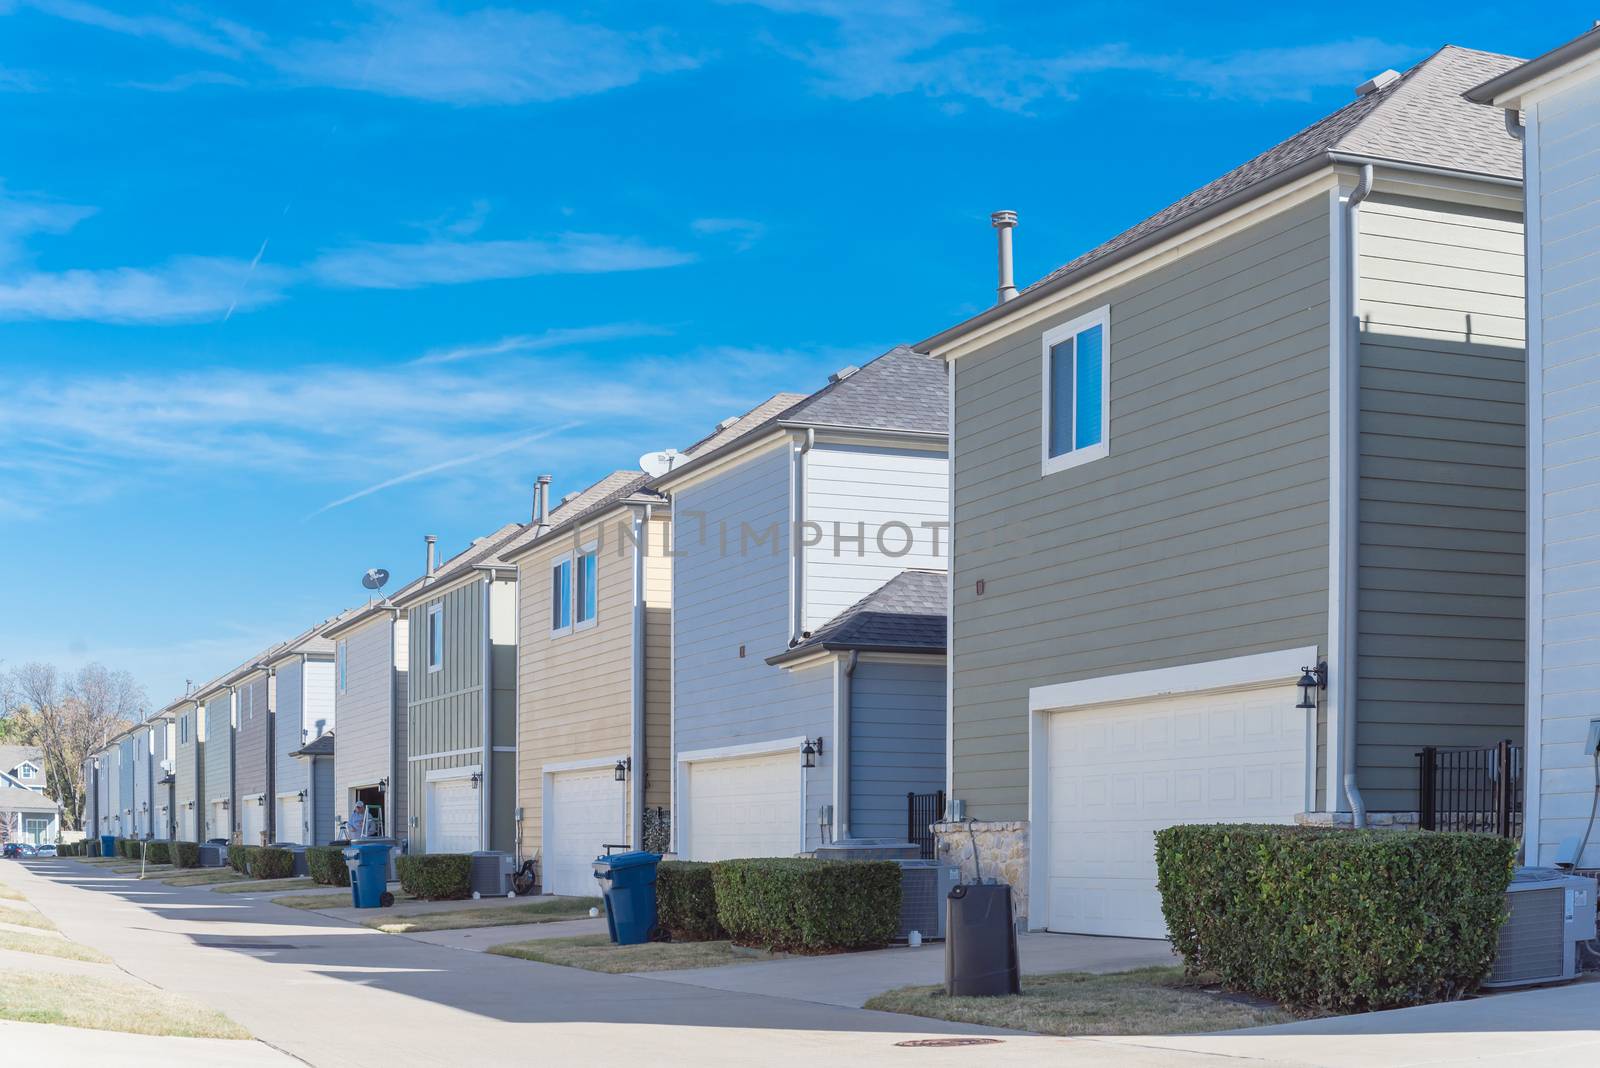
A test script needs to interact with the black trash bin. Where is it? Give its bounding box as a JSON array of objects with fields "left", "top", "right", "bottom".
[{"left": 945, "top": 883, "right": 1020, "bottom": 997}]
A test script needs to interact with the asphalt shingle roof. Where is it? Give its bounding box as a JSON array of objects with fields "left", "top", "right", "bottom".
[
  {"left": 767, "top": 569, "right": 947, "bottom": 664},
  {"left": 294, "top": 732, "right": 334, "bottom": 757},
  {"left": 0, "top": 745, "right": 43, "bottom": 775}
]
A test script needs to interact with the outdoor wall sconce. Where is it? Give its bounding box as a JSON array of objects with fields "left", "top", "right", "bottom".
[
  {"left": 297, "top": 790, "right": 307, "bottom": 803},
  {"left": 1297, "top": 662, "right": 1329, "bottom": 710},
  {"left": 470, "top": 772, "right": 482, "bottom": 789},
  {"left": 614, "top": 757, "right": 631, "bottom": 782},
  {"left": 221, "top": 799, "right": 230, "bottom": 810},
  {"left": 378, "top": 777, "right": 389, "bottom": 792},
  {"left": 801, "top": 737, "right": 824, "bottom": 769}
]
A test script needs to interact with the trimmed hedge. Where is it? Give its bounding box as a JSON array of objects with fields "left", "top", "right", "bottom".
[
  {"left": 307, "top": 846, "right": 350, "bottom": 887},
  {"left": 252, "top": 847, "right": 295, "bottom": 880},
  {"left": 396, "top": 854, "right": 470, "bottom": 901},
  {"left": 711, "top": 858, "right": 900, "bottom": 952},
  {"left": 1155, "top": 824, "right": 1516, "bottom": 1013},
  {"left": 171, "top": 841, "right": 201, "bottom": 869},
  {"left": 228, "top": 844, "right": 256, "bottom": 875},
  {"left": 145, "top": 841, "right": 170, "bottom": 865},
  {"left": 657, "top": 861, "right": 724, "bottom": 941}
]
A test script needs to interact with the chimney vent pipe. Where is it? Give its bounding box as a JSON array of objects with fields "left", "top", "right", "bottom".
[
  {"left": 424, "top": 534, "right": 437, "bottom": 580},
  {"left": 991, "top": 210, "right": 1018, "bottom": 303},
  {"left": 533, "top": 473, "right": 553, "bottom": 528}
]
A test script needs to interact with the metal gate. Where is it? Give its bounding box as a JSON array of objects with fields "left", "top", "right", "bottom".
[
  {"left": 1418, "top": 740, "right": 1522, "bottom": 838},
  {"left": 907, "top": 790, "right": 944, "bottom": 860}
]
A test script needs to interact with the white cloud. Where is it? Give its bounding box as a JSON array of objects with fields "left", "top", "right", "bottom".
[
  {"left": 25, "top": 0, "right": 260, "bottom": 58},
  {"left": 0, "top": 185, "right": 94, "bottom": 266},
  {"left": 415, "top": 323, "right": 673, "bottom": 365},
  {"left": 0, "top": 255, "right": 290, "bottom": 323},
  {"left": 309, "top": 233, "right": 695, "bottom": 289},
  {"left": 692, "top": 217, "right": 766, "bottom": 251}
]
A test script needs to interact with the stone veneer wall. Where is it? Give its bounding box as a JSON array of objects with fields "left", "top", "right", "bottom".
[
  {"left": 933, "top": 820, "right": 1029, "bottom": 924},
  {"left": 1295, "top": 811, "right": 1420, "bottom": 830}
]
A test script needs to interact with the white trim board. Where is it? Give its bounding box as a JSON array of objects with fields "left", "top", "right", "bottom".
[
  {"left": 677, "top": 736, "right": 810, "bottom": 764},
  {"left": 1027, "top": 647, "right": 1319, "bottom": 713},
  {"left": 424, "top": 764, "right": 481, "bottom": 783},
  {"left": 543, "top": 754, "right": 627, "bottom": 775}
]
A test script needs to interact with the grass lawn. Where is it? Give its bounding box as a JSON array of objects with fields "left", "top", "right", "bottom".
[
  {"left": 0, "top": 971, "right": 249, "bottom": 1039},
  {"left": 862, "top": 967, "right": 1299, "bottom": 1037},
  {"left": 269, "top": 890, "right": 413, "bottom": 910},
  {"left": 110, "top": 864, "right": 173, "bottom": 875},
  {"left": 0, "top": 905, "right": 55, "bottom": 931},
  {"left": 0, "top": 882, "right": 24, "bottom": 900},
  {"left": 213, "top": 877, "right": 317, "bottom": 894},
  {"left": 159, "top": 869, "right": 244, "bottom": 887},
  {"left": 72, "top": 857, "right": 124, "bottom": 866},
  {"left": 490, "top": 934, "right": 777, "bottom": 973},
  {"left": 0, "top": 928, "right": 112, "bottom": 963},
  {"left": 368, "top": 896, "right": 602, "bottom": 934}
]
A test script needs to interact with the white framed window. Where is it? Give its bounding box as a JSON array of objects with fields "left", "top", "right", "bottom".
[
  {"left": 19, "top": 763, "right": 34, "bottom": 779},
  {"left": 575, "top": 543, "right": 598, "bottom": 630},
  {"left": 336, "top": 639, "right": 348, "bottom": 694},
  {"left": 550, "top": 554, "right": 573, "bottom": 636},
  {"left": 1040, "top": 305, "right": 1110, "bottom": 475},
  {"left": 427, "top": 604, "right": 444, "bottom": 673},
  {"left": 180, "top": 715, "right": 188, "bottom": 744}
]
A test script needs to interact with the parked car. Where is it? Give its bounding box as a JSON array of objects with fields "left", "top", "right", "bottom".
[
  {"left": 17, "top": 844, "right": 37, "bottom": 858},
  {"left": 34, "top": 844, "right": 55, "bottom": 857},
  {"left": 2, "top": 843, "right": 21, "bottom": 859}
]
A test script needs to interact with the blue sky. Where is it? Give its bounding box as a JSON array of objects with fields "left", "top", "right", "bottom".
[{"left": 0, "top": 1, "right": 1585, "bottom": 709}]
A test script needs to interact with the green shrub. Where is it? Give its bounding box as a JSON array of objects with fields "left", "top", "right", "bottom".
[
  {"left": 171, "top": 841, "right": 201, "bottom": 869},
  {"left": 307, "top": 846, "right": 350, "bottom": 887},
  {"left": 711, "top": 858, "right": 900, "bottom": 952},
  {"left": 252, "top": 847, "right": 295, "bottom": 880},
  {"left": 396, "top": 854, "right": 470, "bottom": 900},
  {"left": 145, "top": 841, "right": 170, "bottom": 865},
  {"left": 115, "top": 839, "right": 129, "bottom": 858},
  {"left": 1155, "top": 824, "right": 1516, "bottom": 1013},
  {"left": 657, "top": 861, "right": 724, "bottom": 941}
]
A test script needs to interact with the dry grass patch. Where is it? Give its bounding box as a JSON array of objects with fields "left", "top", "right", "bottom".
[
  {"left": 489, "top": 934, "right": 777, "bottom": 973},
  {"left": 159, "top": 869, "right": 244, "bottom": 887},
  {"left": 214, "top": 877, "right": 316, "bottom": 894},
  {"left": 863, "top": 967, "right": 1298, "bottom": 1037},
  {"left": 0, "top": 905, "right": 55, "bottom": 931},
  {"left": 111, "top": 864, "right": 173, "bottom": 875},
  {"left": 0, "top": 882, "right": 24, "bottom": 901},
  {"left": 0, "top": 928, "right": 111, "bottom": 963},
  {"left": 72, "top": 857, "right": 124, "bottom": 866},
  {"left": 0, "top": 971, "right": 248, "bottom": 1039},
  {"left": 370, "top": 896, "right": 601, "bottom": 934},
  {"left": 270, "top": 890, "right": 416, "bottom": 910}
]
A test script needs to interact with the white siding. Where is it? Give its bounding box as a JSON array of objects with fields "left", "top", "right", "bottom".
[
  {"left": 274, "top": 658, "right": 309, "bottom": 802},
  {"left": 1531, "top": 70, "right": 1600, "bottom": 867},
  {"left": 133, "top": 728, "right": 151, "bottom": 836},
  {"left": 334, "top": 615, "right": 394, "bottom": 830},
  {"left": 803, "top": 443, "right": 949, "bottom": 630}
]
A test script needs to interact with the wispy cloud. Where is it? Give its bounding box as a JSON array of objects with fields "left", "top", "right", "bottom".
[
  {"left": 29, "top": 0, "right": 700, "bottom": 104},
  {"left": 122, "top": 70, "right": 249, "bottom": 93},
  {"left": 308, "top": 233, "right": 695, "bottom": 289},
  {"left": 414, "top": 323, "right": 673, "bottom": 365},
  {"left": 0, "top": 255, "right": 292, "bottom": 323},
  {"left": 0, "top": 185, "right": 94, "bottom": 266},
  {"left": 692, "top": 217, "right": 766, "bottom": 251}
]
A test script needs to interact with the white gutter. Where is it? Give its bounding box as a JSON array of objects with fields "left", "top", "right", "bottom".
[
  {"left": 629, "top": 502, "right": 652, "bottom": 848},
  {"left": 479, "top": 576, "right": 493, "bottom": 852}
]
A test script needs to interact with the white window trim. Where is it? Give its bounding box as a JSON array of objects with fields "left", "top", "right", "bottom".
[
  {"left": 426, "top": 603, "right": 444, "bottom": 673},
  {"left": 1040, "top": 304, "right": 1111, "bottom": 477},
  {"left": 574, "top": 540, "right": 600, "bottom": 633},
  {"left": 550, "top": 551, "right": 575, "bottom": 637}
]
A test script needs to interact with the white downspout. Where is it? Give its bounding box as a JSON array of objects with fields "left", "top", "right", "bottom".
[
  {"left": 791, "top": 427, "right": 815, "bottom": 643},
  {"left": 480, "top": 579, "right": 493, "bottom": 852},
  {"left": 630, "top": 503, "right": 651, "bottom": 848},
  {"left": 834, "top": 651, "right": 859, "bottom": 842}
]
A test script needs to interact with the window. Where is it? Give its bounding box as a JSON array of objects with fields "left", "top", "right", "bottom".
[
  {"left": 336, "top": 639, "right": 348, "bottom": 694},
  {"left": 427, "top": 604, "right": 444, "bottom": 673},
  {"left": 550, "top": 556, "right": 573, "bottom": 635},
  {"left": 1041, "top": 305, "right": 1110, "bottom": 475},
  {"left": 180, "top": 715, "right": 188, "bottom": 744},
  {"left": 19, "top": 764, "right": 33, "bottom": 779},
  {"left": 575, "top": 546, "right": 598, "bottom": 629}
]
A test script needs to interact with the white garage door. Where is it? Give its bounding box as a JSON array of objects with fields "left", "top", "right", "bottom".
[
  {"left": 1046, "top": 684, "right": 1306, "bottom": 939},
  {"left": 239, "top": 801, "right": 265, "bottom": 847},
  {"left": 427, "top": 777, "right": 481, "bottom": 854},
  {"left": 546, "top": 767, "right": 628, "bottom": 896},
  {"left": 276, "top": 796, "right": 304, "bottom": 845},
  {"left": 180, "top": 806, "right": 195, "bottom": 841},
  {"left": 685, "top": 750, "right": 801, "bottom": 861}
]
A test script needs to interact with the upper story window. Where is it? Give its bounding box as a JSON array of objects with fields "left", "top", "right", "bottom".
[
  {"left": 1041, "top": 305, "right": 1110, "bottom": 475},
  {"left": 551, "top": 556, "right": 573, "bottom": 635},
  {"left": 19, "top": 763, "right": 34, "bottom": 779},
  {"left": 575, "top": 545, "right": 598, "bottom": 629},
  {"left": 179, "top": 715, "right": 188, "bottom": 744},
  {"left": 336, "top": 639, "right": 348, "bottom": 694},
  {"left": 427, "top": 604, "right": 444, "bottom": 673}
]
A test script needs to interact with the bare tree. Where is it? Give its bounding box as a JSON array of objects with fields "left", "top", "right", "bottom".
[{"left": 1, "top": 662, "right": 145, "bottom": 830}]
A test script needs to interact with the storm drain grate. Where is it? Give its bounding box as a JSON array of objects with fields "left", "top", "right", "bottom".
[{"left": 894, "top": 1039, "right": 1004, "bottom": 1048}]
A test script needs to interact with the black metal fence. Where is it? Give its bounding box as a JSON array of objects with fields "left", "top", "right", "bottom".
[
  {"left": 1418, "top": 740, "right": 1522, "bottom": 838},
  {"left": 907, "top": 790, "right": 944, "bottom": 859}
]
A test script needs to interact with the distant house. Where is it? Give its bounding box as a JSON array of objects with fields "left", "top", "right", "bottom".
[
  {"left": 0, "top": 745, "right": 59, "bottom": 845},
  {"left": 0, "top": 745, "right": 48, "bottom": 794},
  {"left": 1469, "top": 27, "right": 1600, "bottom": 869},
  {"left": 658, "top": 347, "right": 950, "bottom": 860}
]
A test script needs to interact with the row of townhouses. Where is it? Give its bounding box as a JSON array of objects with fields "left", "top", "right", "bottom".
[{"left": 81, "top": 29, "right": 1600, "bottom": 939}]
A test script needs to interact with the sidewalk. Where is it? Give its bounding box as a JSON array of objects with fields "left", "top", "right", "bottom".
[{"left": 0, "top": 1020, "right": 297, "bottom": 1066}]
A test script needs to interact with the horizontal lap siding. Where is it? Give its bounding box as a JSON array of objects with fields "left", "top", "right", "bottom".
[
  {"left": 408, "top": 579, "right": 483, "bottom": 852},
  {"left": 674, "top": 446, "right": 835, "bottom": 852},
  {"left": 1356, "top": 194, "right": 1526, "bottom": 812},
  {"left": 336, "top": 617, "right": 396, "bottom": 833},
  {"left": 644, "top": 517, "right": 673, "bottom": 810},
  {"left": 274, "top": 660, "right": 308, "bottom": 801},
  {"left": 234, "top": 674, "right": 270, "bottom": 800},
  {"left": 1534, "top": 78, "right": 1600, "bottom": 863},
  {"left": 175, "top": 704, "right": 199, "bottom": 816},
  {"left": 849, "top": 659, "right": 946, "bottom": 840},
  {"left": 952, "top": 195, "right": 1332, "bottom": 820},
  {"left": 202, "top": 693, "right": 233, "bottom": 841}
]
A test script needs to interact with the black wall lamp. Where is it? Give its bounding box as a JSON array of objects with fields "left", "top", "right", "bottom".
[
  {"left": 378, "top": 777, "right": 389, "bottom": 793},
  {"left": 470, "top": 771, "right": 482, "bottom": 789},
  {"left": 1297, "top": 662, "right": 1328, "bottom": 710},
  {"left": 801, "top": 737, "right": 824, "bottom": 769},
  {"left": 614, "top": 757, "right": 631, "bottom": 782}
]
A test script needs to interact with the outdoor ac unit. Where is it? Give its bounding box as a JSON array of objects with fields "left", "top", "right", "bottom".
[
  {"left": 1481, "top": 868, "right": 1597, "bottom": 989},
  {"left": 469, "top": 851, "right": 516, "bottom": 897},
  {"left": 896, "top": 861, "right": 961, "bottom": 942}
]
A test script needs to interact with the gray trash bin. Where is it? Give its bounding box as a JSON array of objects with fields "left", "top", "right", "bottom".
[{"left": 944, "top": 883, "right": 1020, "bottom": 997}]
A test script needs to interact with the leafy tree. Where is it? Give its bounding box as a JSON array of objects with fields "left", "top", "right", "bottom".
[{"left": 0, "top": 662, "right": 145, "bottom": 830}]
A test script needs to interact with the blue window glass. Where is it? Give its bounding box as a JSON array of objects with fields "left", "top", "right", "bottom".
[
  {"left": 1048, "top": 337, "right": 1075, "bottom": 458},
  {"left": 551, "top": 559, "right": 572, "bottom": 630},
  {"left": 576, "top": 551, "right": 597, "bottom": 625},
  {"left": 1074, "top": 324, "right": 1103, "bottom": 449}
]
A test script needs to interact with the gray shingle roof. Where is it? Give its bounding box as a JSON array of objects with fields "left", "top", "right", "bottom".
[
  {"left": 294, "top": 732, "right": 334, "bottom": 757},
  {"left": 767, "top": 569, "right": 947, "bottom": 665},
  {"left": 921, "top": 45, "right": 1523, "bottom": 351},
  {"left": 0, "top": 745, "right": 43, "bottom": 776},
  {"left": 0, "top": 785, "right": 57, "bottom": 812},
  {"left": 1466, "top": 25, "right": 1600, "bottom": 105}
]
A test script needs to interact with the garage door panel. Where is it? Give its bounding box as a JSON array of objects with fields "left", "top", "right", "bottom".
[
  {"left": 686, "top": 751, "right": 800, "bottom": 862},
  {"left": 1047, "top": 683, "right": 1306, "bottom": 939},
  {"left": 547, "top": 768, "right": 627, "bottom": 897},
  {"left": 427, "top": 778, "right": 480, "bottom": 854}
]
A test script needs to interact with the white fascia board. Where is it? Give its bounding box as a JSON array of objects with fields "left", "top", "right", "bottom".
[
  {"left": 677, "top": 736, "right": 809, "bottom": 764},
  {"left": 543, "top": 754, "right": 627, "bottom": 776},
  {"left": 1028, "top": 647, "right": 1320, "bottom": 713}
]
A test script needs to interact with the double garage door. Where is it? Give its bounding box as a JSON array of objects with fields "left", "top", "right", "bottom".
[
  {"left": 544, "top": 767, "right": 628, "bottom": 897},
  {"left": 1044, "top": 684, "right": 1306, "bottom": 939},
  {"left": 684, "top": 750, "right": 801, "bottom": 862}
]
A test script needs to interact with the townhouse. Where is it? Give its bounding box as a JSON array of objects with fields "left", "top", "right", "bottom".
[
  {"left": 196, "top": 679, "right": 234, "bottom": 842},
  {"left": 1469, "top": 27, "right": 1600, "bottom": 871},
  {"left": 0, "top": 745, "right": 60, "bottom": 846},
  {"left": 149, "top": 709, "right": 176, "bottom": 840},
  {"left": 917, "top": 46, "right": 1528, "bottom": 935},
  {"left": 660, "top": 347, "right": 951, "bottom": 861},
  {"left": 169, "top": 692, "right": 204, "bottom": 841}
]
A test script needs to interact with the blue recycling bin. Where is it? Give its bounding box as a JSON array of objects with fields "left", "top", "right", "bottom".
[
  {"left": 342, "top": 842, "right": 393, "bottom": 909},
  {"left": 592, "top": 851, "right": 661, "bottom": 945},
  {"left": 99, "top": 835, "right": 115, "bottom": 858}
]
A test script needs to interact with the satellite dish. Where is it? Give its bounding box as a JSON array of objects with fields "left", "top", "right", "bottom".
[
  {"left": 361, "top": 568, "right": 390, "bottom": 591},
  {"left": 639, "top": 449, "right": 681, "bottom": 478}
]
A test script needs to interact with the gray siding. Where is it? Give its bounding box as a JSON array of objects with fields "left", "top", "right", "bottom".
[
  {"left": 1354, "top": 193, "right": 1526, "bottom": 811},
  {"left": 234, "top": 673, "right": 271, "bottom": 802},
  {"left": 951, "top": 195, "right": 1332, "bottom": 819},
  {"left": 849, "top": 659, "right": 946, "bottom": 840},
  {"left": 336, "top": 615, "right": 399, "bottom": 835},
  {"left": 408, "top": 578, "right": 485, "bottom": 853},
  {"left": 490, "top": 641, "right": 515, "bottom": 854},
  {"left": 274, "top": 658, "right": 308, "bottom": 802},
  {"left": 174, "top": 703, "right": 201, "bottom": 838},
  {"left": 310, "top": 756, "right": 336, "bottom": 846},
  {"left": 118, "top": 737, "right": 136, "bottom": 831},
  {"left": 202, "top": 692, "right": 233, "bottom": 838},
  {"left": 673, "top": 444, "right": 836, "bottom": 853}
]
